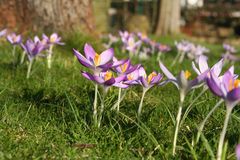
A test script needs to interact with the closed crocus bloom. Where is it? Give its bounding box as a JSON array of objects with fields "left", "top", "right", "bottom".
[
  {"left": 21, "top": 39, "right": 45, "bottom": 61},
  {"left": 7, "top": 33, "right": 22, "bottom": 45},
  {"left": 73, "top": 43, "right": 114, "bottom": 74},
  {"left": 125, "top": 36, "right": 141, "bottom": 53},
  {"left": 223, "top": 43, "right": 236, "bottom": 54}
]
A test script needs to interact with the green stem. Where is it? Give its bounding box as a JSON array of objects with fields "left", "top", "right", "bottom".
[
  {"left": 117, "top": 88, "right": 122, "bottom": 112},
  {"left": 137, "top": 88, "right": 147, "bottom": 118},
  {"left": 172, "top": 93, "right": 185, "bottom": 156},
  {"left": 47, "top": 45, "right": 53, "bottom": 69},
  {"left": 98, "top": 92, "right": 106, "bottom": 128},
  {"left": 93, "top": 84, "right": 98, "bottom": 127},
  {"left": 196, "top": 99, "right": 224, "bottom": 145},
  {"left": 171, "top": 52, "right": 181, "bottom": 66},
  {"left": 12, "top": 45, "right": 16, "bottom": 57},
  {"left": 178, "top": 52, "right": 185, "bottom": 63},
  {"left": 26, "top": 60, "right": 33, "bottom": 79},
  {"left": 20, "top": 51, "right": 26, "bottom": 64},
  {"left": 157, "top": 52, "right": 162, "bottom": 61},
  {"left": 216, "top": 106, "right": 233, "bottom": 160}
]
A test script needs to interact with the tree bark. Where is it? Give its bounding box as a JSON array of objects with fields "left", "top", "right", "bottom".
[
  {"left": 0, "top": 0, "right": 95, "bottom": 33},
  {"left": 155, "top": 0, "right": 180, "bottom": 35}
]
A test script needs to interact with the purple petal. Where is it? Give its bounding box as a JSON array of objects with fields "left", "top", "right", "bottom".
[
  {"left": 236, "top": 144, "right": 240, "bottom": 160},
  {"left": 206, "top": 74, "right": 223, "bottom": 97},
  {"left": 81, "top": 71, "right": 95, "bottom": 81},
  {"left": 192, "top": 61, "right": 201, "bottom": 75},
  {"left": 198, "top": 55, "right": 209, "bottom": 73},
  {"left": 73, "top": 49, "right": 93, "bottom": 68},
  {"left": 99, "top": 48, "right": 114, "bottom": 65},
  {"left": 211, "top": 58, "right": 223, "bottom": 76},
  {"left": 227, "top": 88, "right": 240, "bottom": 102},
  {"left": 104, "top": 78, "right": 115, "bottom": 86},
  {"left": 139, "top": 77, "right": 149, "bottom": 88},
  {"left": 113, "top": 83, "right": 129, "bottom": 89},
  {"left": 84, "top": 43, "right": 96, "bottom": 61},
  {"left": 150, "top": 73, "right": 163, "bottom": 85},
  {"left": 159, "top": 62, "right": 176, "bottom": 80},
  {"left": 222, "top": 70, "right": 234, "bottom": 91}
]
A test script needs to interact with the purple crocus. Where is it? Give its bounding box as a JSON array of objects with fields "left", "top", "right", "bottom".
[
  {"left": 223, "top": 43, "right": 236, "bottom": 54},
  {"left": 0, "top": 29, "right": 7, "bottom": 38},
  {"left": 137, "top": 67, "right": 163, "bottom": 117},
  {"left": 192, "top": 55, "right": 223, "bottom": 78},
  {"left": 159, "top": 62, "right": 208, "bottom": 155},
  {"left": 21, "top": 39, "right": 46, "bottom": 78},
  {"left": 73, "top": 43, "right": 114, "bottom": 74},
  {"left": 7, "top": 33, "right": 22, "bottom": 45},
  {"left": 236, "top": 144, "right": 240, "bottom": 160},
  {"left": 43, "top": 33, "right": 64, "bottom": 45},
  {"left": 137, "top": 32, "right": 150, "bottom": 44},
  {"left": 125, "top": 36, "right": 142, "bottom": 56},
  {"left": 113, "top": 58, "right": 139, "bottom": 75},
  {"left": 82, "top": 71, "right": 128, "bottom": 90},
  {"left": 206, "top": 68, "right": 240, "bottom": 160}
]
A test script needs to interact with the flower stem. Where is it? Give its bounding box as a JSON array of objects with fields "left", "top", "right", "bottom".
[
  {"left": 216, "top": 106, "right": 233, "bottom": 160},
  {"left": 196, "top": 99, "right": 224, "bottom": 145},
  {"left": 98, "top": 92, "right": 106, "bottom": 128},
  {"left": 172, "top": 93, "right": 185, "bottom": 156},
  {"left": 178, "top": 52, "right": 185, "bottom": 63},
  {"left": 138, "top": 88, "right": 147, "bottom": 118},
  {"left": 93, "top": 84, "right": 98, "bottom": 127},
  {"left": 12, "top": 45, "right": 16, "bottom": 57},
  {"left": 171, "top": 52, "right": 180, "bottom": 66},
  {"left": 20, "top": 51, "right": 26, "bottom": 64},
  {"left": 117, "top": 88, "right": 122, "bottom": 112},
  {"left": 47, "top": 45, "right": 53, "bottom": 69},
  {"left": 26, "top": 60, "right": 33, "bottom": 79},
  {"left": 157, "top": 52, "right": 162, "bottom": 61}
]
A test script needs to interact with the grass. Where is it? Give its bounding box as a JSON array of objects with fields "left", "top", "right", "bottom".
[{"left": 0, "top": 33, "right": 240, "bottom": 159}]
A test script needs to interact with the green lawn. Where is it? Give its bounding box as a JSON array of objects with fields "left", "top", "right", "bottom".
[{"left": 0, "top": 33, "right": 240, "bottom": 159}]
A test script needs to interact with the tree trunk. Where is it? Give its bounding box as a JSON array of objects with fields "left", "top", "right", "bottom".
[
  {"left": 155, "top": 0, "right": 180, "bottom": 35},
  {"left": 0, "top": 0, "right": 95, "bottom": 33}
]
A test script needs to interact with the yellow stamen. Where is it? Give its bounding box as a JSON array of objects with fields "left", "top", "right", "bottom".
[
  {"left": 120, "top": 63, "right": 128, "bottom": 73},
  {"left": 127, "top": 74, "right": 133, "bottom": 80},
  {"left": 148, "top": 72, "right": 157, "bottom": 83},
  {"left": 184, "top": 70, "right": 191, "bottom": 79},
  {"left": 50, "top": 36, "right": 57, "bottom": 43},
  {"left": 234, "top": 79, "right": 240, "bottom": 88},
  {"left": 94, "top": 53, "right": 101, "bottom": 66},
  {"left": 104, "top": 71, "right": 112, "bottom": 81}
]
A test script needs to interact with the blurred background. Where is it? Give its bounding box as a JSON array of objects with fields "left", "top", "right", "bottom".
[{"left": 1, "top": 0, "right": 240, "bottom": 43}]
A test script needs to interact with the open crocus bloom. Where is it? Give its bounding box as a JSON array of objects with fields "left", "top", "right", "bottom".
[
  {"left": 34, "top": 36, "right": 50, "bottom": 50},
  {"left": 73, "top": 43, "right": 114, "bottom": 73},
  {"left": 7, "top": 33, "right": 22, "bottom": 45},
  {"left": 138, "top": 67, "right": 163, "bottom": 89},
  {"left": 137, "top": 32, "right": 150, "bottom": 44},
  {"left": 160, "top": 62, "right": 207, "bottom": 95},
  {"left": 81, "top": 71, "right": 129, "bottom": 89},
  {"left": 206, "top": 67, "right": 240, "bottom": 106},
  {"left": 43, "top": 33, "right": 64, "bottom": 45},
  {"left": 125, "top": 36, "right": 142, "bottom": 53},
  {"left": 0, "top": 29, "right": 7, "bottom": 37},
  {"left": 236, "top": 144, "right": 240, "bottom": 160},
  {"left": 119, "top": 30, "right": 130, "bottom": 43},
  {"left": 192, "top": 55, "right": 223, "bottom": 78},
  {"left": 21, "top": 39, "right": 45, "bottom": 61},
  {"left": 113, "top": 58, "right": 140, "bottom": 75}
]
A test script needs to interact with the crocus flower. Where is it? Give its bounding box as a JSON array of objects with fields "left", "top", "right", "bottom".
[
  {"left": 7, "top": 33, "right": 22, "bottom": 45},
  {"left": 206, "top": 67, "right": 240, "bottom": 160},
  {"left": 159, "top": 62, "right": 208, "bottom": 155},
  {"left": 43, "top": 33, "right": 64, "bottom": 45},
  {"left": 125, "top": 36, "right": 142, "bottom": 56},
  {"left": 236, "top": 144, "right": 240, "bottom": 160},
  {"left": 137, "top": 32, "right": 150, "bottom": 44},
  {"left": 113, "top": 58, "right": 139, "bottom": 75},
  {"left": 192, "top": 55, "right": 223, "bottom": 78},
  {"left": 103, "top": 34, "right": 119, "bottom": 49},
  {"left": 223, "top": 43, "right": 236, "bottom": 54},
  {"left": 119, "top": 30, "right": 130, "bottom": 43},
  {"left": 81, "top": 71, "right": 128, "bottom": 90},
  {"left": 0, "top": 29, "right": 7, "bottom": 38},
  {"left": 21, "top": 39, "right": 46, "bottom": 78},
  {"left": 137, "top": 67, "right": 163, "bottom": 117},
  {"left": 73, "top": 43, "right": 114, "bottom": 74}
]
